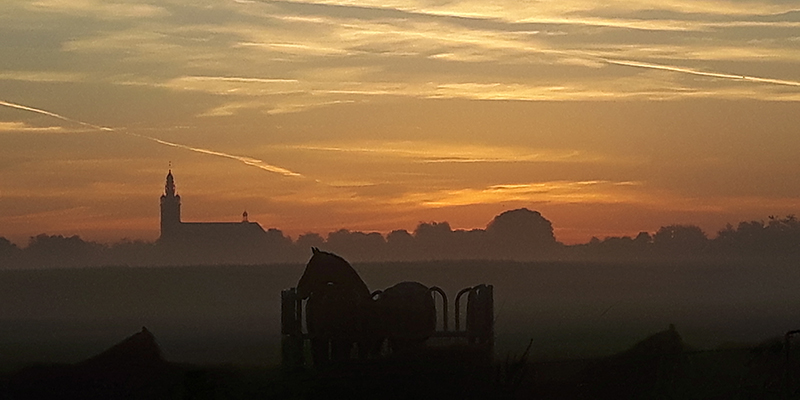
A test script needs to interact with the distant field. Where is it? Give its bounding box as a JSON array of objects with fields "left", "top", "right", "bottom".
[{"left": 1, "top": 260, "right": 799, "bottom": 370}]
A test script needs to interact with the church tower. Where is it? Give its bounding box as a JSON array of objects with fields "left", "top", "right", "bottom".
[{"left": 160, "top": 170, "right": 181, "bottom": 239}]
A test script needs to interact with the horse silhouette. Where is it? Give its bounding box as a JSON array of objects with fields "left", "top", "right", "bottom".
[
  {"left": 297, "top": 247, "right": 376, "bottom": 364},
  {"left": 296, "top": 249, "right": 439, "bottom": 363}
]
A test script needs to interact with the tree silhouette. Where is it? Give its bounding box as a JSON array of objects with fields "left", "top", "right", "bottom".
[
  {"left": 386, "top": 229, "right": 415, "bottom": 260},
  {"left": 24, "top": 234, "right": 105, "bottom": 268},
  {"left": 714, "top": 215, "right": 800, "bottom": 256},
  {"left": 296, "top": 232, "right": 325, "bottom": 250},
  {"left": 633, "top": 231, "right": 652, "bottom": 246},
  {"left": 0, "top": 237, "right": 21, "bottom": 267},
  {"left": 12, "top": 210, "right": 800, "bottom": 267},
  {"left": 653, "top": 225, "right": 708, "bottom": 254},
  {"left": 486, "top": 208, "right": 557, "bottom": 258},
  {"left": 452, "top": 228, "right": 490, "bottom": 260},
  {"left": 326, "top": 229, "right": 386, "bottom": 261},
  {"left": 414, "top": 222, "right": 454, "bottom": 259}
]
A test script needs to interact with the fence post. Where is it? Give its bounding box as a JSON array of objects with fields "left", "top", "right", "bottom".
[{"left": 466, "top": 284, "right": 494, "bottom": 359}]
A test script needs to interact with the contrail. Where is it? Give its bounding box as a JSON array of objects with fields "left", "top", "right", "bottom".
[
  {"left": 0, "top": 99, "right": 304, "bottom": 178},
  {"left": 604, "top": 59, "right": 800, "bottom": 87},
  {"left": 0, "top": 100, "right": 113, "bottom": 131},
  {"left": 184, "top": 76, "right": 299, "bottom": 84},
  {"left": 127, "top": 132, "right": 303, "bottom": 177}
]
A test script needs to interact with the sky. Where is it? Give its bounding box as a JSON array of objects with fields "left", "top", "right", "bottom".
[{"left": 0, "top": 0, "right": 799, "bottom": 246}]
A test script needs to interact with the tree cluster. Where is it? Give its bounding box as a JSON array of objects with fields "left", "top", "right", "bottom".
[
  {"left": 1, "top": 211, "right": 799, "bottom": 268},
  {"left": 577, "top": 215, "right": 800, "bottom": 260},
  {"left": 0, "top": 209, "right": 557, "bottom": 267}
]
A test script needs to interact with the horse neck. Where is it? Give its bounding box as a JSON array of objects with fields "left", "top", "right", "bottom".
[{"left": 337, "top": 262, "right": 370, "bottom": 298}]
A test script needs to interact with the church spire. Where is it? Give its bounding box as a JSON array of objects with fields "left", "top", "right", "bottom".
[{"left": 165, "top": 170, "right": 176, "bottom": 197}]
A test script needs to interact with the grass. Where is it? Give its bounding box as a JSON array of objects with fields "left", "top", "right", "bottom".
[{"left": 4, "top": 343, "right": 800, "bottom": 399}]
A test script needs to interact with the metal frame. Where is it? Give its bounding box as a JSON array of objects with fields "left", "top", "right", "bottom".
[{"left": 280, "top": 284, "right": 494, "bottom": 367}]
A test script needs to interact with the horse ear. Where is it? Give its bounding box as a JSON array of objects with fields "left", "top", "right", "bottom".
[{"left": 312, "top": 247, "right": 319, "bottom": 254}]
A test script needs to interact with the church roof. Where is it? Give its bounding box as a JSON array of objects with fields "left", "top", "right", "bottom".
[{"left": 179, "top": 221, "right": 267, "bottom": 240}]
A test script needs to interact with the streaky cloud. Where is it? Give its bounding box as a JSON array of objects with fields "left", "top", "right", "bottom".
[
  {"left": 0, "top": 71, "right": 83, "bottom": 83},
  {"left": 604, "top": 59, "right": 800, "bottom": 87},
  {"left": 284, "top": 142, "right": 600, "bottom": 163},
  {"left": 410, "top": 179, "right": 642, "bottom": 207},
  {"left": 27, "top": 0, "right": 168, "bottom": 19},
  {"left": 183, "top": 76, "right": 299, "bottom": 84}
]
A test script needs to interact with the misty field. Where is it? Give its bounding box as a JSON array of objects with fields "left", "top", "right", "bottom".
[{"left": 1, "top": 259, "right": 799, "bottom": 372}]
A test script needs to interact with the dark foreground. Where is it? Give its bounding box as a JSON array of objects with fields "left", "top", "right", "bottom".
[{"left": 3, "top": 326, "right": 800, "bottom": 400}]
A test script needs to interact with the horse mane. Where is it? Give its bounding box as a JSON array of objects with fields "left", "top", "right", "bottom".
[
  {"left": 313, "top": 247, "right": 348, "bottom": 264},
  {"left": 301, "top": 248, "right": 370, "bottom": 299}
]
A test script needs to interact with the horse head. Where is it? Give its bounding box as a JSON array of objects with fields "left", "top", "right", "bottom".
[{"left": 297, "top": 247, "right": 370, "bottom": 300}]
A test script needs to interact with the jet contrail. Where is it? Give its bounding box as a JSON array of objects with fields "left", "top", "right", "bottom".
[
  {"left": 127, "top": 132, "right": 303, "bottom": 177},
  {"left": 604, "top": 59, "right": 800, "bottom": 87},
  {"left": 185, "top": 76, "right": 299, "bottom": 84},
  {"left": 0, "top": 99, "right": 304, "bottom": 178},
  {"left": 0, "top": 100, "right": 113, "bottom": 131}
]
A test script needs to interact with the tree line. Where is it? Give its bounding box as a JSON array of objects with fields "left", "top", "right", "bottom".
[
  {"left": 576, "top": 215, "right": 800, "bottom": 260},
  {"left": 1, "top": 210, "right": 799, "bottom": 268}
]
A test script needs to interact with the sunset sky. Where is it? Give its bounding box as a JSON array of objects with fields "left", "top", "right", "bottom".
[{"left": 1, "top": 0, "right": 799, "bottom": 246}]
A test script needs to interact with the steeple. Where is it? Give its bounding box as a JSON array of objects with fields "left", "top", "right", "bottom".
[
  {"left": 165, "top": 170, "right": 176, "bottom": 197},
  {"left": 159, "top": 169, "right": 181, "bottom": 240}
]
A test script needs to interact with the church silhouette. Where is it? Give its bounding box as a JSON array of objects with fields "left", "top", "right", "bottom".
[{"left": 158, "top": 170, "right": 272, "bottom": 264}]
